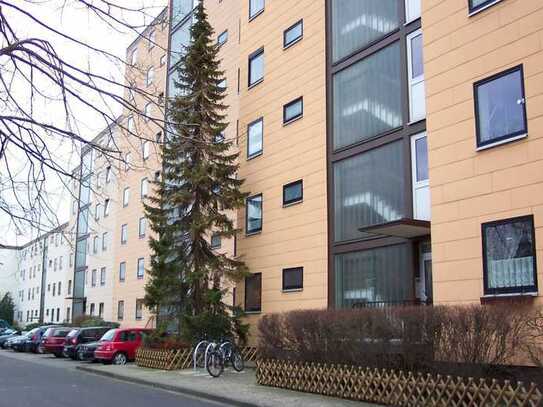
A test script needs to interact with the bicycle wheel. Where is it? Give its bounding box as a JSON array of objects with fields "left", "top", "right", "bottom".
[
  {"left": 231, "top": 350, "right": 244, "bottom": 372},
  {"left": 206, "top": 350, "right": 224, "bottom": 378}
]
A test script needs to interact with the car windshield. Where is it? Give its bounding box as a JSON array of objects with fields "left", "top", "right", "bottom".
[
  {"left": 28, "top": 328, "right": 39, "bottom": 336},
  {"left": 43, "top": 328, "right": 54, "bottom": 337},
  {"left": 100, "top": 329, "right": 117, "bottom": 341},
  {"left": 53, "top": 328, "right": 71, "bottom": 337},
  {"left": 66, "top": 329, "right": 79, "bottom": 338}
]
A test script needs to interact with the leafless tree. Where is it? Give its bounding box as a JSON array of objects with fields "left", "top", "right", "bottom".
[{"left": 0, "top": 0, "right": 170, "bottom": 241}]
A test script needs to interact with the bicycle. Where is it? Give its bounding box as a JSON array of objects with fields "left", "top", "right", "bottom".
[{"left": 205, "top": 339, "right": 244, "bottom": 378}]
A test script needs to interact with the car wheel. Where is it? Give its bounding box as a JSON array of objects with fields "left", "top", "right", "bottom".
[
  {"left": 112, "top": 353, "right": 127, "bottom": 365},
  {"left": 54, "top": 353, "right": 63, "bottom": 358}
]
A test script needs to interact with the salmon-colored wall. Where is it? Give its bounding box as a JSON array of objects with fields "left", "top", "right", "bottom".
[{"left": 424, "top": 0, "right": 543, "bottom": 303}]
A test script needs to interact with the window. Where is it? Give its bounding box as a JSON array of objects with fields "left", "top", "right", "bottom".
[
  {"left": 95, "top": 203, "right": 102, "bottom": 221},
  {"left": 148, "top": 30, "right": 155, "bottom": 50},
  {"left": 331, "top": 0, "right": 399, "bottom": 63},
  {"left": 469, "top": 0, "right": 502, "bottom": 14},
  {"left": 102, "top": 232, "right": 108, "bottom": 251},
  {"left": 335, "top": 245, "right": 412, "bottom": 307},
  {"left": 130, "top": 48, "right": 138, "bottom": 65},
  {"left": 283, "top": 180, "right": 303, "bottom": 206},
  {"left": 93, "top": 236, "right": 99, "bottom": 254},
  {"left": 218, "top": 79, "right": 227, "bottom": 91},
  {"left": 482, "top": 216, "right": 537, "bottom": 295},
  {"left": 127, "top": 117, "right": 135, "bottom": 133},
  {"left": 411, "top": 133, "right": 430, "bottom": 220},
  {"left": 246, "top": 194, "right": 263, "bottom": 234},
  {"left": 105, "top": 166, "right": 112, "bottom": 183},
  {"left": 334, "top": 141, "right": 405, "bottom": 242},
  {"left": 90, "top": 303, "right": 95, "bottom": 316},
  {"left": 59, "top": 256, "right": 63, "bottom": 270},
  {"left": 139, "top": 217, "right": 146, "bottom": 238},
  {"left": 283, "top": 97, "right": 303, "bottom": 124},
  {"left": 144, "top": 103, "right": 152, "bottom": 121},
  {"left": 137, "top": 258, "right": 145, "bottom": 279},
  {"left": 282, "top": 267, "right": 303, "bottom": 291},
  {"left": 57, "top": 282, "right": 61, "bottom": 296},
  {"left": 407, "top": 30, "right": 425, "bottom": 123},
  {"left": 474, "top": 65, "right": 527, "bottom": 149},
  {"left": 68, "top": 280, "right": 72, "bottom": 295},
  {"left": 170, "top": 18, "right": 191, "bottom": 68},
  {"left": 140, "top": 178, "right": 149, "bottom": 199},
  {"left": 172, "top": 0, "right": 196, "bottom": 27},
  {"left": 91, "top": 269, "right": 97, "bottom": 287},
  {"left": 146, "top": 67, "right": 155, "bottom": 86},
  {"left": 125, "top": 152, "right": 132, "bottom": 171},
  {"left": 100, "top": 267, "right": 106, "bottom": 286},
  {"left": 117, "top": 301, "right": 124, "bottom": 320},
  {"left": 218, "top": 30, "right": 228, "bottom": 46},
  {"left": 160, "top": 54, "right": 166, "bottom": 66},
  {"left": 121, "top": 224, "right": 128, "bottom": 245},
  {"left": 405, "top": 0, "right": 421, "bottom": 22},
  {"left": 248, "top": 48, "right": 264, "bottom": 87},
  {"left": 245, "top": 273, "right": 262, "bottom": 312},
  {"left": 210, "top": 233, "right": 221, "bottom": 249},
  {"left": 142, "top": 141, "right": 150, "bottom": 160},
  {"left": 56, "top": 308, "right": 60, "bottom": 322},
  {"left": 249, "top": 0, "right": 264, "bottom": 20},
  {"left": 123, "top": 187, "right": 130, "bottom": 207},
  {"left": 135, "top": 299, "right": 143, "bottom": 320},
  {"left": 333, "top": 42, "right": 402, "bottom": 150},
  {"left": 96, "top": 172, "right": 102, "bottom": 189},
  {"left": 119, "top": 262, "right": 126, "bottom": 282},
  {"left": 283, "top": 20, "right": 303, "bottom": 49},
  {"left": 104, "top": 199, "right": 110, "bottom": 217},
  {"left": 247, "top": 118, "right": 263, "bottom": 159},
  {"left": 98, "top": 303, "right": 104, "bottom": 319}
]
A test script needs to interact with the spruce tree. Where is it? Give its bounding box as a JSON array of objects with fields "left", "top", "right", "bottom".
[{"left": 144, "top": 3, "right": 248, "bottom": 341}]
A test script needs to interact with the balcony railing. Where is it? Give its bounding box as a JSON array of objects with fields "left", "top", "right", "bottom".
[{"left": 351, "top": 299, "right": 432, "bottom": 309}]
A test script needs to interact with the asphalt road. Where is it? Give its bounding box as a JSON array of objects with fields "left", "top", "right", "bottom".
[{"left": 0, "top": 351, "right": 229, "bottom": 407}]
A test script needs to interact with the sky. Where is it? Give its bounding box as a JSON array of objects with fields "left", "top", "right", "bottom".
[{"left": 0, "top": 0, "right": 166, "bottom": 246}]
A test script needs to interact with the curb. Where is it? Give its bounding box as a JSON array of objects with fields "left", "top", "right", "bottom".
[{"left": 76, "top": 366, "right": 257, "bottom": 407}]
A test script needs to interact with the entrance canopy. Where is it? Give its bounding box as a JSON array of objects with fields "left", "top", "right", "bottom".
[{"left": 358, "top": 218, "right": 431, "bottom": 239}]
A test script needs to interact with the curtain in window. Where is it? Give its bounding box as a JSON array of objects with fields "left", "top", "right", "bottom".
[
  {"left": 335, "top": 244, "right": 412, "bottom": 308},
  {"left": 333, "top": 42, "right": 402, "bottom": 150},
  {"left": 484, "top": 219, "right": 535, "bottom": 290},
  {"left": 334, "top": 141, "right": 405, "bottom": 242},
  {"left": 332, "top": 0, "right": 399, "bottom": 62}
]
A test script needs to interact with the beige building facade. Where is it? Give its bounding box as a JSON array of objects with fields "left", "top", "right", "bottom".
[{"left": 425, "top": 0, "right": 543, "bottom": 304}]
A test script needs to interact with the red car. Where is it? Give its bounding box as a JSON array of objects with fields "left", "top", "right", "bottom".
[
  {"left": 94, "top": 328, "right": 152, "bottom": 365},
  {"left": 42, "top": 327, "right": 73, "bottom": 357}
]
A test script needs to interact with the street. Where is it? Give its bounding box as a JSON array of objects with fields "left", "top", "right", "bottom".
[{"left": 0, "top": 351, "right": 228, "bottom": 407}]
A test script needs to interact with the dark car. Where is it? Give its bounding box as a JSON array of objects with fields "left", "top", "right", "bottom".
[
  {"left": 77, "top": 341, "right": 101, "bottom": 362},
  {"left": 0, "top": 329, "right": 20, "bottom": 349},
  {"left": 63, "top": 327, "right": 112, "bottom": 360},
  {"left": 11, "top": 329, "right": 36, "bottom": 352},
  {"left": 21, "top": 325, "right": 56, "bottom": 353},
  {"left": 42, "top": 327, "right": 72, "bottom": 357}
]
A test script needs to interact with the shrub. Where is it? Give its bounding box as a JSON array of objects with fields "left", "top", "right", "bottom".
[
  {"left": 258, "top": 304, "right": 532, "bottom": 372},
  {"left": 142, "top": 323, "right": 190, "bottom": 350},
  {"left": 71, "top": 315, "right": 119, "bottom": 328}
]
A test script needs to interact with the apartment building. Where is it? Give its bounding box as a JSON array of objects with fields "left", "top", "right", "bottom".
[
  {"left": 110, "top": 8, "right": 169, "bottom": 327},
  {"left": 425, "top": 0, "right": 543, "bottom": 304},
  {"left": 43, "top": 227, "right": 71, "bottom": 324}
]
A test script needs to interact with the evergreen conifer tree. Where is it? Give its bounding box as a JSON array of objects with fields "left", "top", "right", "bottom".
[{"left": 144, "top": 3, "right": 248, "bottom": 341}]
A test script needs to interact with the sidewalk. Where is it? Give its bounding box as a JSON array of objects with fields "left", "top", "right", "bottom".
[{"left": 77, "top": 363, "right": 381, "bottom": 407}]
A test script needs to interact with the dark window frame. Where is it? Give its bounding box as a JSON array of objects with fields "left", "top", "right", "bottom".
[
  {"left": 217, "top": 29, "right": 228, "bottom": 46},
  {"left": 248, "top": 47, "right": 264, "bottom": 88},
  {"left": 249, "top": 0, "right": 265, "bottom": 21},
  {"left": 481, "top": 215, "right": 538, "bottom": 296},
  {"left": 244, "top": 272, "right": 262, "bottom": 312},
  {"left": 468, "top": 0, "right": 503, "bottom": 15},
  {"left": 473, "top": 64, "right": 527, "bottom": 149},
  {"left": 246, "top": 194, "right": 263, "bottom": 235},
  {"left": 283, "top": 96, "right": 304, "bottom": 125},
  {"left": 283, "top": 19, "right": 303, "bottom": 49},
  {"left": 283, "top": 180, "right": 303, "bottom": 206},
  {"left": 247, "top": 117, "right": 264, "bottom": 160},
  {"left": 282, "top": 267, "right": 304, "bottom": 291}
]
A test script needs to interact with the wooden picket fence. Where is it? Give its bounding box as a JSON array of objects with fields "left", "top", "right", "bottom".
[
  {"left": 256, "top": 359, "right": 543, "bottom": 406},
  {"left": 136, "top": 346, "right": 259, "bottom": 371},
  {"left": 136, "top": 348, "right": 193, "bottom": 370}
]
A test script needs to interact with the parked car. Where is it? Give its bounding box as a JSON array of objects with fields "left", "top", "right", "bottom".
[
  {"left": 94, "top": 328, "right": 153, "bottom": 365},
  {"left": 2, "top": 331, "right": 27, "bottom": 349},
  {"left": 77, "top": 341, "right": 101, "bottom": 362},
  {"left": 10, "top": 329, "right": 35, "bottom": 352},
  {"left": 21, "top": 325, "right": 57, "bottom": 353},
  {"left": 0, "top": 329, "right": 20, "bottom": 348},
  {"left": 42, "top": 327, "right": 72, "bottom": 357},
  {"left": 63, "top": 327, "right": 111, "bottom": 360}
]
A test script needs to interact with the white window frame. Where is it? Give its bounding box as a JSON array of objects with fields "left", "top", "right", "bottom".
[
  {"left": 123, "top": 187, "right": 130, "bottom": 207},
  {"left": 406, "top": 29, "right": 426, "bottom": 124},
  {"left": 146, "top": 66, "right": 155, "bottom": 86},
  {"left": 410, "top": 132, "right": 430, "bottom": 221},
  {"left": 142, "top": 141, "right": 150, "bottom": 160},
  {"left": 140, "top": 178, "right": 149, "bottom": 199},
  {"left": 405, "top": 0, "right": 421, "bottom": 24}
]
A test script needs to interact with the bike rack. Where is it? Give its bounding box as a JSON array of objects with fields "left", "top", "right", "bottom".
[
  {"left": 204, "top": 342, "right": 217, "bottom": 372},
  {"left": 193, "top": 340, "right": 209, "bottom": 371}
]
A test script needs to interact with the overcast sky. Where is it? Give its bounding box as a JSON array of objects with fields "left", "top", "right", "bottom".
[{"left": 0, "top": 0, "right": 166, "bottom": 246}]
